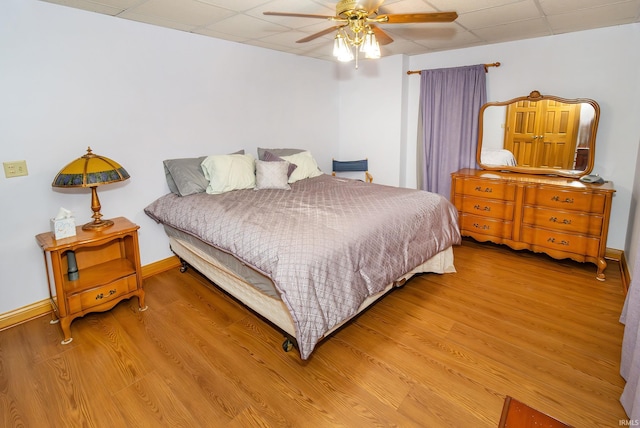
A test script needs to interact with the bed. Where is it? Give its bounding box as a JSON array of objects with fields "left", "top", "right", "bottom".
[{"left": 145, "top": 150, "right": 461, "bottom": 359}]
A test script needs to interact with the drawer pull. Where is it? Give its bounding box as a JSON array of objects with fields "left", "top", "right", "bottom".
[
  {"left": 96, "top": 289, "right": 117, "bottom": 300},
  {"left": 551, "top": 196, "right": 574, "bottom": 204},
  {"left": 547, "top": 237, "right": 569, "bottom": 246},
  {"left": 549, "top": 217, "right": 572, "bottom": 225},
  {"left": 473, "top": 223, "right": 490, "bottom": 230},
  {"left": 474, "top": 204, "right": 491, "bottom": 212},
  {"left": 474, "top": 186, "right": 493, "bottom": 193}
]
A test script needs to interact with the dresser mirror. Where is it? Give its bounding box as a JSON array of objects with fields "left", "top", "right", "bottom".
[{"left": 477, "top": 90, "right": 600, "bottom": 178}]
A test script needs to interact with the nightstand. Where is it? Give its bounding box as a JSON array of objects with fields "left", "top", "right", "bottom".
[{"left": 35, "top": 216, "right": 147, "bottom": 344}]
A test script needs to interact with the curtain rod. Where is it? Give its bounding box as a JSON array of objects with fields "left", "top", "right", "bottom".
[{"left": 407, "top": 62, "right": 501, "bottom": 75}]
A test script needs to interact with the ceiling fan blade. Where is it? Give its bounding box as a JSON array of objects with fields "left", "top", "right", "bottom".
[
  {"left": 371, "top": 25, "right": 393, "bottom": 45},
  {"left": 263, "top": 11, "right": 334, "bottom": 19},
  {"left": 296, "top": 26, "right": 344, "bottom": 43},
  {"left": 380, "top": 12, "right": 458, "bottom": 24}
]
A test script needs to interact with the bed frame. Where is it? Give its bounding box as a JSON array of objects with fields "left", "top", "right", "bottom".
[{"left": 169, "top": 236, "right": 455, "bottom": 356}]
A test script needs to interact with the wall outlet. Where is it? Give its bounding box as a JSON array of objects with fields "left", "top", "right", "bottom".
[{"left": 3, "top": 160, "right": 28, "bottom": 178}]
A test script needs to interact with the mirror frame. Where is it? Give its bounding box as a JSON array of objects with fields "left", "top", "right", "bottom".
[{"left": 476, "top": 90, "right": 600, "bottom": 178}]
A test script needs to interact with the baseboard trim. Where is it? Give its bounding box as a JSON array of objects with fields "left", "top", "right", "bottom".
[
  {"left": 606, "top": 248, "right": 630, "bottom": 293},
  {"left": 141, "top": 255, "right": 181, "bottom": 279},
  {"left": 0, "top": 256, "right": 181, "bottom": 331},
  {"left": 0, "top": 299, "right": 52, "bottom": 331}
]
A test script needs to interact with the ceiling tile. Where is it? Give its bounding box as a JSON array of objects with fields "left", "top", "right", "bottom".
[
  {"left": 456, "top": 0, "right": 542, "bottom": 30},
  {"left": 121, "top": 0, "right": 236, "bottom": 27},
  {"left": 472, "top": 17, "right": 552, "bottom": 42}
]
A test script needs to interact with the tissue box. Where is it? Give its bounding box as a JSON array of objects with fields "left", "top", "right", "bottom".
[{"left": 51, "top": 217, "right": 77, "bottom": 240}]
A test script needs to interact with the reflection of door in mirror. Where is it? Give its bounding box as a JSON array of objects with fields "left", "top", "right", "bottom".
[
  {"left": 477, "top": 91, "right": 600, "bottom": 178},
  {"left": 504, "top": 100, "right": 580, "bottom": 169}
]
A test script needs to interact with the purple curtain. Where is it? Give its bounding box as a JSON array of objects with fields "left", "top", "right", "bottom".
[
  {"left": 417, "top": 64, "right": 486, "bottom": 198},
  {"left": 620, "top": 248, "right": 640, "bottom": 419}
]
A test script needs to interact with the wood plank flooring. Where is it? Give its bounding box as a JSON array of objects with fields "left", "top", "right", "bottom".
[{"left": 0, "top": 239, "right": 629, "bottom": 427}]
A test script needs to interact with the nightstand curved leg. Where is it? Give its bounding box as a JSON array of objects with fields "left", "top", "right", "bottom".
[
  {"left": 60, "top": 318, "right": 73, "bottom": 345},
  {"left": 137, "top": 291, "right": 148, "bottom": 311}
]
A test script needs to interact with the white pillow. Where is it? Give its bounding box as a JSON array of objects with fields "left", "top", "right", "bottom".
[
  {"left": 201, "top": 153, "right": 256, "bottom": 194},
  {"left": 280, "top": 151, "right": 323, "bottom": 183},
  {"left": 255, "top": 160, "right": 291, "bottom": 190}
]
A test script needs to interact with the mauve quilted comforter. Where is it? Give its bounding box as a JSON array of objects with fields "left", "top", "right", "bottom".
[{"left": 145, "top": 174, "right": 460, "bottom": 359}]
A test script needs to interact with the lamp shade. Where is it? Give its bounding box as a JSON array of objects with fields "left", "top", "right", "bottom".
[
  {"left": 52, "top": 147, "right": 129, "bottom": 188},
  {"left": 52, "top": 147, "right": 130, "bottom": 231}
]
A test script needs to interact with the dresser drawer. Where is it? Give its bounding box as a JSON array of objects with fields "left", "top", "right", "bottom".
[
  {"left": 522, "top": 206, "right": 603, "bottom": 235},
  {"left": 457, "top": 178, "right": 516, "bottom": 201},
  {"left": 67, "top": 275, "right": 137, "bottom": 313},
  {"left": 457, "top": 196, "right": 515, "bottom": 220},
  {"left": 459, "top": 214, "right": 513, "bottom": 239},
  {"left": 524, "top": 186, "right": 606, "bottom": 213},
  {"left": 521, "top": 226, "right": 600, "bottom": 257}
]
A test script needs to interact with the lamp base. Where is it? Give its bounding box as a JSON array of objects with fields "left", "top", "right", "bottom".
[{"left": 82, "top": 218, "right": 114, "bottom": 231}]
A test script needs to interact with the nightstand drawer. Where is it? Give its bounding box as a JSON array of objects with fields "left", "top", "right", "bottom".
[{"left": 67, "top": 275, "right": 137, "bottom": 313}]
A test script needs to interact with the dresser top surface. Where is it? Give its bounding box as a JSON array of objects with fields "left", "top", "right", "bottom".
[{"left": 452, "top": 168, "right": 615, "bottom": 192}]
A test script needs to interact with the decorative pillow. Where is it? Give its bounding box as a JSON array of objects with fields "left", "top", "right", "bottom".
[
  {"left": 201, "top": 153, "right": 256, "bottom": 194},
  {"left": 163, "top": 156, "right": 208, "bottom": 196},
  {"left": 257, "top": 147, "right": 305, "bottom": 160},
  {"left": 262, "top": 150, "right": 297, "bottom": 177},
  {"left": 280, "top": 151, "right": 324, "bottom": 183},
  {"left": 254, "top": 160, "right": 291, "bottom": 190},
  {"left": 164, "top": 150, "right": 244, "bottom": 196}
]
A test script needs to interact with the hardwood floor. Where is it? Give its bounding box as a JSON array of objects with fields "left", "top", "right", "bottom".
[{"left": 0, "top": 239, "right": 628, "bottom": 427}]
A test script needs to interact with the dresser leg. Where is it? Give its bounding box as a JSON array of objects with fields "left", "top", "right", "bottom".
[{"left": 596, "top": 258, "right": 607, "bottom": 281}]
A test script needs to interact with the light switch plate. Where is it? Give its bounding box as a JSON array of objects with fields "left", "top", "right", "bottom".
[{"left": 3, "top": 160, "right": 28, "bottom": 178}]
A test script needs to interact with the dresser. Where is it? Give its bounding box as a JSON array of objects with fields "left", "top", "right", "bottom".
[
  {"left": 451, "top": 168, "right": 615, "bottom": 280},
  {"left": 36, "top": 217, "right": 147, "bottom": 344}
]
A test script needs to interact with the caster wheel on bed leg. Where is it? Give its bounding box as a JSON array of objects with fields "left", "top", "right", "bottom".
[
  {"left": 282, "top": 338, "right": 294, "bottom": 352},
  {"left": 179, "top": 260, "right": 188, "bottom": 273}
]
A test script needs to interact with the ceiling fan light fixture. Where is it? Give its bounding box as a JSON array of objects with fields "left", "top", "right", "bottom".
[
  {"left": 360, "top": 28, "right": 380, "bottom": 58},
  {"left": 264, "top": 1, "right": 457, "bottom": 68},
  {"left": 333, "top": 33, "right": 354, "bottom": 62}
]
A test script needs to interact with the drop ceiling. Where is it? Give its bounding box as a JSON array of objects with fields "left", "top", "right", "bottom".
[{"left": 41, "top": 0, "right": 640, "bottom": 61}]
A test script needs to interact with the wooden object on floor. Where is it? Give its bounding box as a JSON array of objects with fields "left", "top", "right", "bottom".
[
  {"left": 451, "top": 168, "right": 615, "bottom": 280},
  {"left": 499, "top": 396, "right": 572, "bottom": 427},
  {"left": 1, "top": 239, "right": 626, "bottom": 427},
  {"left": 35, "top": 216, "right": 146, "bottom": 344}
]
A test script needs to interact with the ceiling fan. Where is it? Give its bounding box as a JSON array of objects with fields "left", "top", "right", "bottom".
[{"left": 264, "top": 0, "right": 457, "bottom": 66}]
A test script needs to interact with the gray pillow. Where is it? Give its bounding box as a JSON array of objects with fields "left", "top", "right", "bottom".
[
  {"left": 262, "top": 150, "right": 297, "bottom": 177},
  {"left": 163, "top": 156, "right": 208, "bottom": 196},
  {"left": 164, "top": 150, "right": 244, "bottom": 196},
  {"left": 257, "top": 147, "right": 304, "bottom": 160},
  {"left": 254, "top": 160, "right": 291, "bottom": 190}
]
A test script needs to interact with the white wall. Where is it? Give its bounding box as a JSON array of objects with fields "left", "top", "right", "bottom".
[
  {"left": 0, "top": 0, "right": 339, "bottom": 314},
  {"left": 335, "top": 54, "right": 410, "bottom": 186}
]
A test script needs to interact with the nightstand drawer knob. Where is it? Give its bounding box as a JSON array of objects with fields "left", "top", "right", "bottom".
[{"left": 96, "top": 289, "right": 117, "bottom": 300}]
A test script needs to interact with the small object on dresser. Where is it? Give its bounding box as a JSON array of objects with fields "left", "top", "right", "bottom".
[
  {"left": 579, "top": 174, "right": 605, "bottom": 184},
  {"left": 50, "top": 207, "right": 76, "bottom": 240},
  {"left": 66, "top": 250, "right": 79, "bottom": 281}
]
